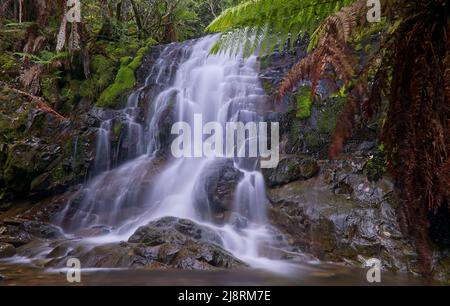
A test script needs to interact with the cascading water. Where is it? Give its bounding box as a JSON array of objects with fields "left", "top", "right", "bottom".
[{"left": 58, "top": 35, "right": 292, "bottom": 272}]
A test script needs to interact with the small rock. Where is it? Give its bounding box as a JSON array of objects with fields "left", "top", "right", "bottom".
[
  {"left": 0, "top": 242, "right": 16, "bottom": 258},
  {"left": 299, "top": 159, "right": 319, "bottom": 179},
  {"left": 230, "top": 213, "right": 248, "bottom": 230},
  {"left": 263, "top": 155, "right": 315, "bottom": 187},
  {"left": 22, "top": 221, "right": 64, "bottom": 239},
  {"left": 0, "top": 233, "right": 31, "bottom": 247},
  {"left": 358, "top": 141, "right": 376, "bottom": 152}
]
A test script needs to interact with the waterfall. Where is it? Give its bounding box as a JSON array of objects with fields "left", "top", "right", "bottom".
[{"left": 58, "top": 35, "right": 290, "bottom": 271}]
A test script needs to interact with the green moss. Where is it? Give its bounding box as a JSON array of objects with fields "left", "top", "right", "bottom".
[
  {"left": 112, "top": 120, "right": 124, "bottom": 137},
  {"left": 96, "top": 65, "right": 135, "bottom": 108},
  {"left": 79, "top": 55, "right": 118, "bottom": 100},
  {"left": 317, "top": 98, "right": 345, "bottom": 135},
  {"left": 304, "top": 131, "right": 321, "bottom": 151},
  {"left": 51, "top": 164, "right": 69, "bottom": 182},
  {"left": 0, "top": 113, "right": 14, "bottom": 140},
  {"left": 40, "top": 75, "right": 60, "bottom": 105},
  {"left": 262, "top": 81, "right": 275, "bottom": 95},
  {"left": 128, "top": 38, "right": 156, "bottom": 70},
  {"left": 289, "top": 117, "right": 301, "bottom": 148},
  {"left": 61, "top": 86, "right": 75, "bottom": 104},
  {"left": 3, "top": 153, "right": 32, "bottom": 193},
  {"left": 0, "top": 51, "right": 17, "bottom": 82},
  {"left": 295, "top": 87, "right": 313, "bottom": 120},
  {"left": 0, "top": 51, "right": 15, "bottom": 70},
  {"left": 259, "top": 56, "right": 270, "bottom": 70},
  {"left": 96, "top": 40, "right": 156, "bottom": 109},
  {"left": 120, "top": 56, "right": 132, "bottom": 66}
]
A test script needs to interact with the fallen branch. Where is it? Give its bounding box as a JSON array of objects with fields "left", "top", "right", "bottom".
[{"left": 0, "top": 81, "right": 66, "bottom": 120}]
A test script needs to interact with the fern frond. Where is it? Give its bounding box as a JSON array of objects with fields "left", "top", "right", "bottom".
[
  {"left": 277, "top": 0, "right": 366, "bottom": 98},
  {"left": 206, "top": 0, "right": 359, "bottom": 55}
]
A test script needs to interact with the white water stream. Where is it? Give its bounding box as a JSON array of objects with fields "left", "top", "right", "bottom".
[{"left": 58, "top": 36, "right": 293, "bottom": 273}]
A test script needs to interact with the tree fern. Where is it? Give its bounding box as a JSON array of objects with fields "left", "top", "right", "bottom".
[
  {"left": 277, "top": 0, "right": 366, "bottom": 98},
  {"left": 206, "top": 0, "right": 358, "bottom": 55}
]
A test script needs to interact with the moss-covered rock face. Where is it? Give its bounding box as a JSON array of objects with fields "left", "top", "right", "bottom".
[
  {"left": 0, "top": 88, "right": 97, "bottom": 204},
  {"left": 96, "top": 39, "right": 157, "bottom": 109},
  {"left": 0, "top": 23, "right": 25, "bottom": 83},
  {"left": 0, "top": 34, "right": 160, "bottom": 204},
  {"left": 294, "top": 86, "right": 313, "bottom": 120},
  {"left": 96, "top": 64, "right": 135, "bottom": 108}
]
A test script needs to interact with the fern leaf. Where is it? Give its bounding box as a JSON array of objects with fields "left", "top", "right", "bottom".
[{"left": 206, "top": 0, "right": 359, "bottom": 55}]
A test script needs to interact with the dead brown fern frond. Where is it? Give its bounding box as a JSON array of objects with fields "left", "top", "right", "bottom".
[{"left": 276, "top": 0, "right": 367, "bottom": 100}]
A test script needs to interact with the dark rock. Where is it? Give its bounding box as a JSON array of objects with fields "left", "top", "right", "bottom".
[
  {"left": 169, "top": 239, "right": 240, "bottom": 270},
  {"left": 50, "top": 242, "right": 140, "bottom": 269},
  {"left": 0, "top": 218, "right": 64, "bottom": 253},
  {"left": 229, "top": 213, "right": 248, "bottom": 230},
  {"left": 129, "top": 217, "right": 223, "bottom": 246},
  {"left": 22, "top": 221, "right": 63, "bottom": 239},
  {"left": 433, "top": 251, "right": 450, "bottom": 284},
  {"left": 358, "top": 141, "right": 376, "bottom": 152},
  {"left": 18, "top": 190, "right": 80, "bottom": 223},
  {"left": 127, "top": 217, "right": 244, "bottom": 270},
  {"left": 46, "top": 242, "right": 72, "bottom": 258},
  {"left": 0, "top": 87, "right": 97, "bottom": 203},
  {"left": 0, "top": 242, "right": 16, "bottom": 258},
  {"left": 74, "top": 225, "right": 111, "bottom": 237},
  {"left": 267, "top": 166, "right": 419, "bottom": 273},
  {"left": 0, "top": 233, "right": 31, "bottom": 247},
  {"left": 193, "top": 159, "right": 243, "bottom": 223},
  {"left": 299, "top": 159, "right": 320, "bottom": 179},
  {"left": 262, "top": 155, "right": 319, "bottom": 187},
  {"left": 45, "top": 217, "right": 244, "bottom": 270}
]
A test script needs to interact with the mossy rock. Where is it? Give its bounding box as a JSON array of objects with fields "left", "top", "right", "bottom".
[
  {"left": 78, "top": 55, "right": 118, "bottom": 101},
  {"left": 96, "top": 65, "right": 135, "bottom": 108},
  {"left": 3, "top": 155, "right": 33, "bottom": 193},
  {"left": 304, "top": 131, "right": 322, "bottom": 151},
  {"left": 294, "top": 86, "right": 313, "bottom": 120},
  {"left": 317, "top": 98, "right": 345, "bottom": 135},
  {"left": 96, "top": 39, "right": 156, "bottom": 109},
  {"left": 112, "top": 120, "right": 124, "bottom": 138}
]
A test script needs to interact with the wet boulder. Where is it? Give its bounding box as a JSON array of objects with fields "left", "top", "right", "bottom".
[
  {"left": 21, "top": 220, "right": 63, "bottom": 239},
  {"left": 0, "top": 218, "right": 63, "bottom": 252},
  {"left": 128, "top": 217, "right": 244, "bottom": 270},
  {"left": 267, "top": 160, "right": 420, "bottom": 274},
  {"left": 262, "top": 155, "right": 319, "bottom": 187},
  {"left": 0, "top": 242, "right": 16, "bottom": 258},
  {"left": 129, "top": 217, "right": 223, "bottom": 246},
  {"left": 193, "top": 159, "right": 244, "bottom": 223},
  {"left": 45, "top": 217, "right": 245, "bottom": 270}
]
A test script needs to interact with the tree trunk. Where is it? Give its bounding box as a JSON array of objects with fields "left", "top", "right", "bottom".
[
  {"left": 129, "top": 0, "right": 143, "bottom": 37},
  {"left": 98, "top": 0, "right": 113, "bottom": 39},
  {"left": 19, "top": 0, "right": 23, "bottom": 23},
  {"left": 116, "top": 1, "right": 123, "bottom": 22}
]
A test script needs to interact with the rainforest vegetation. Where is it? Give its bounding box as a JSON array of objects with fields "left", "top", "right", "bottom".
[{"left": 0, "top": 0, "right": 449, "bottom": 283}]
